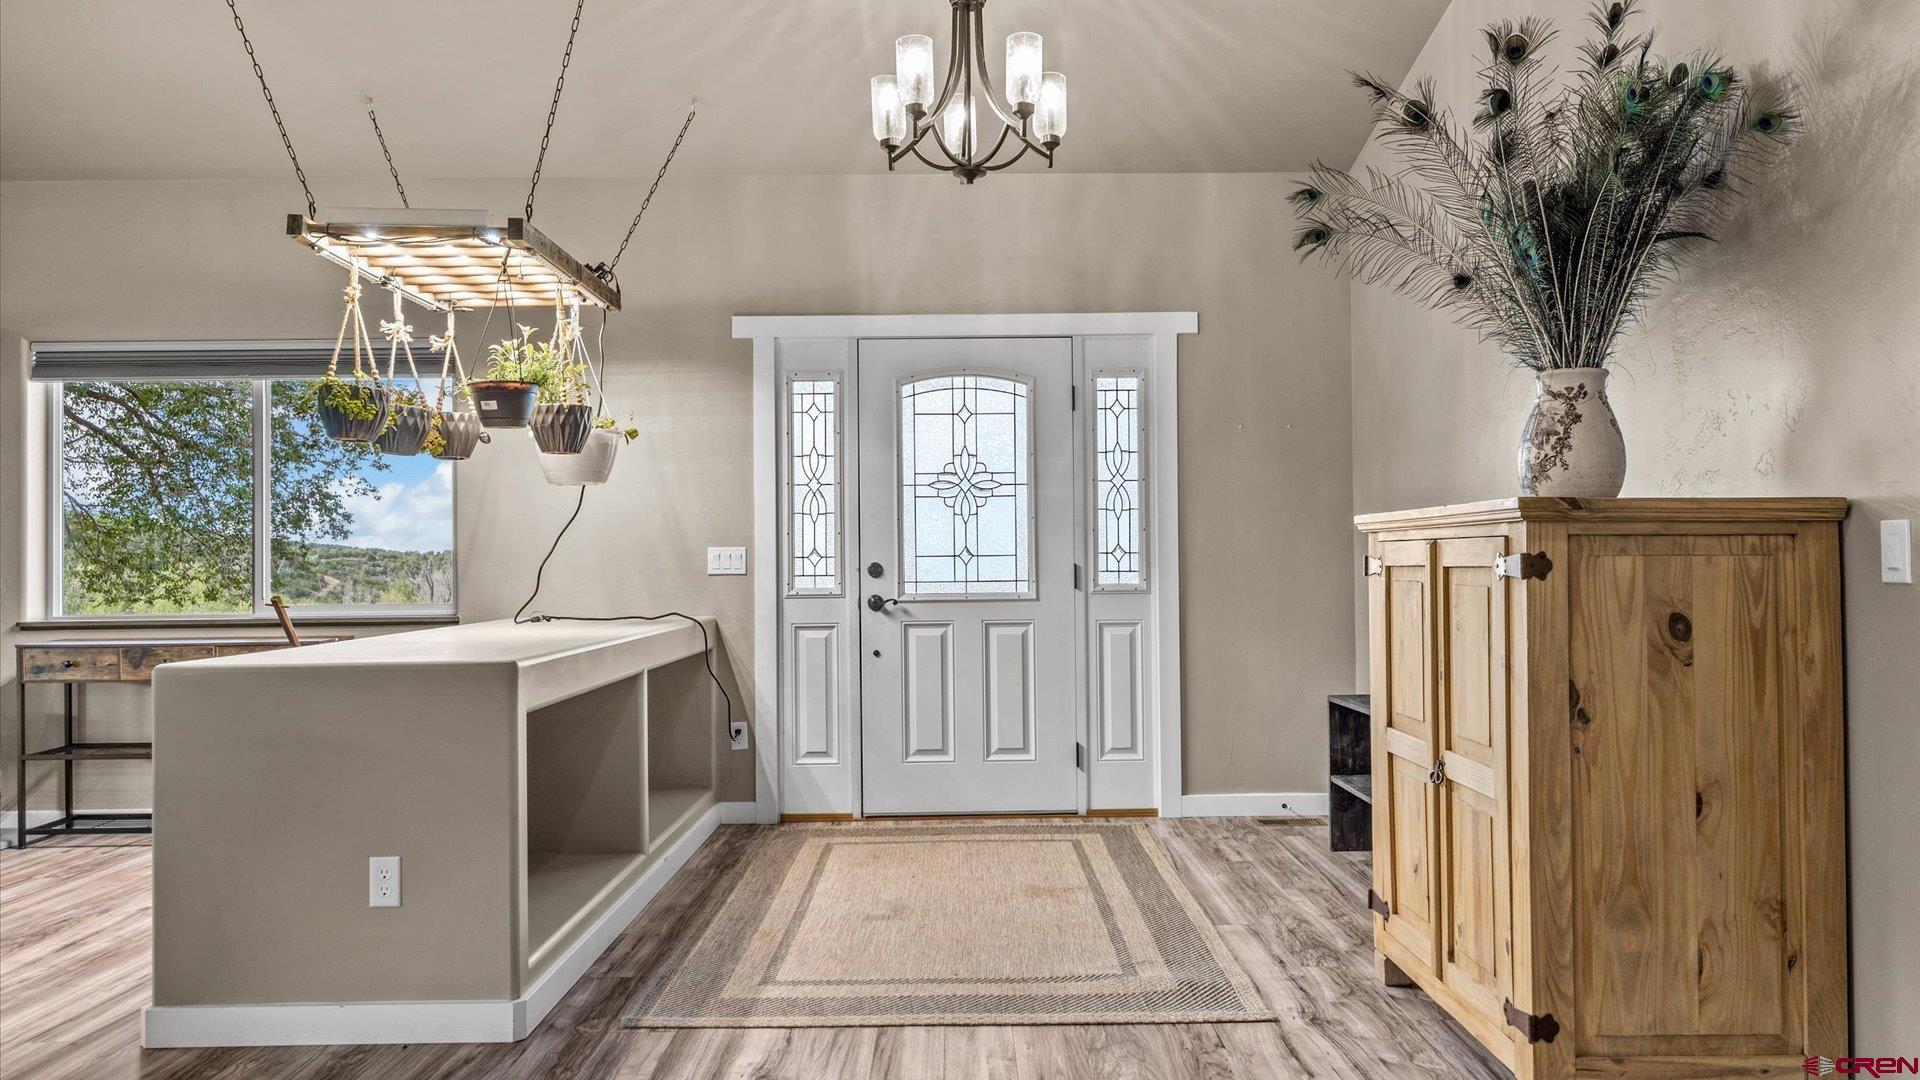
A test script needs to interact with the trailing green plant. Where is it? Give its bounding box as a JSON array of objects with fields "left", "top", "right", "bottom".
[
  {"left": 594, "top": 414, "right": 641, "bottom": 443},
  {"left": 305, "top": 372, "right": 382, "bottom": 421},
  {"left": 421, "top": 412, "right": 447, "bottom": 458},
  {"left": 1288, "top": 1, "right": 1800, "bottom": 370},
  {"left": 472, "top": 325, "right": 565, "bottom": 386}
]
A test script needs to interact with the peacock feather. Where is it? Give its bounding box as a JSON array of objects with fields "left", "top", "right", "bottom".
[{"left": 1292, "top": 1, "right": 1801, "bottom": 370}]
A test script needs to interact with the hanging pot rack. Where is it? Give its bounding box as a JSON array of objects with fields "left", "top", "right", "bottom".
[{"left": 226, "top": 0, "right": 691, "bottom": 316}]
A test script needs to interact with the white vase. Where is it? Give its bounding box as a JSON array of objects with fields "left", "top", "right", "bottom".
[
  {"left": 1517, "top": 366, "right": 1626, "bottom": 497},
  {"left": 537, "top": 429, "right": 620, "bottom": 486}
]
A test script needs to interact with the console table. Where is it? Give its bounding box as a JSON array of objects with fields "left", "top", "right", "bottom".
[{"left": 13, "top": 637, "right": 344, "bottom": 848}]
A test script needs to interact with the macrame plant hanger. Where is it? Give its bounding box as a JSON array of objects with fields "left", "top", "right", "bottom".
[
  {"left": 373, "top": 289, "right": 434, "bottom": 456},
  {"left": 315, "top": 259, "right": 390, "bottom": 444},
  {"left": 429, "top": 311, "right": 488, "bottom": 460}
]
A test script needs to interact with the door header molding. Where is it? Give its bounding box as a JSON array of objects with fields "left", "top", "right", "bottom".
[{"left": 733, "top": 312, "right": 1197, "bottom": 340}]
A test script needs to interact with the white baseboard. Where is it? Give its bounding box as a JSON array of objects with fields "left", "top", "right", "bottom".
[
  {"left": 143, "top": 800, "right": 754, "bottom": 1048},
  {"left": 716, "top": 800, "right": 761, "bottom": 824},
  {"left": 1179, "top": 792, "right": 1330, "bottom": 818}
]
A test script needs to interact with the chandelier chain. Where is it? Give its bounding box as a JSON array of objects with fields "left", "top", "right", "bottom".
[
  {"left": 600, "top": 104, "right": 698, "bottom": 279},
  {"left": 525, "top": 0, "right": 588, "bottom": 222},
  {"left": 365, "top": 100, "right": 410, "bottom": 208},
  {"left": 222, "top": 0, "right": 316, "bottom": 218}
]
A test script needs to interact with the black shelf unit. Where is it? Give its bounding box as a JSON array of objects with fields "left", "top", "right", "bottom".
[{"left": 1328, "top": 693, "right": 1372, "bottom": 851}]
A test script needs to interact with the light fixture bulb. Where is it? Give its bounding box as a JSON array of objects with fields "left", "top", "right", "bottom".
[
  {"left": 939, "top": 93, "right": 974, "bottom": 154},
  {"left": 870, "top": 75, "right": 908, "bottom": 144},
  {"left": 1005, "top": 32, "right": 1042, "bottom": 108},
  {"left": 1036, "top": 71, "right": 1068, "bottom": 141},
  {"left": 896, "top": 34, "right": 935, "bottom": 109}
]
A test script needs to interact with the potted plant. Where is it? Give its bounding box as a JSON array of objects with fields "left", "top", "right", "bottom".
[
  {"left": 375, "top": 385, "right": 434, "bottom": 456},
  {"left": 528, "top": 352, "right": 595, "bottom": 455},
  {"left": 466, "top": 325, "right": 556, "bottom": 429},
  {"left": 431, "top": 409, "right": 489, "bottom": 461},
  {"left": 1287, "top": 0, "right": 1799, "bottom": 496},
  {"left": 539, "top": 414, "right": 638, "bottom": 486},
  {"left": 311, "top": 371, "right": 390, "bottom": 444}
]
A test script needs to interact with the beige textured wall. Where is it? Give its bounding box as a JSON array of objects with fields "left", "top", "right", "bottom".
[
  {"left": 1, "top": 171, "right": 1353, "bottom": 817},
  {"left": 1346, "top": 0, "right": 1920, "bottom": 1048}
]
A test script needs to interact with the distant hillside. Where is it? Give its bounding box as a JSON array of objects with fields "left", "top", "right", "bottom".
[{"left": 272, "top": 543, "right": 453, "bottom": 607}]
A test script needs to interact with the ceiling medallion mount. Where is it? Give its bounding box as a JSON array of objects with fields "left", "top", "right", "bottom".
[{"left": 868, "top": 0, "right": 1068, "bottom": 184}]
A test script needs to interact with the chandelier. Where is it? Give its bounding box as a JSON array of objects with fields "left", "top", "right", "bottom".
[{"left": 867, "top": 0, "right": 1068, "bottom": 183}]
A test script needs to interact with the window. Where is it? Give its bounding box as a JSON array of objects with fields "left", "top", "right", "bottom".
[
  {"left": 898, "top": 373, "right": 1033, "bottom": 598},
  {"left": 1091, "top": 373, "right": 1146, "bottom": 590},
  {"left": 786, "top": 375, "right": 841, "bottom": 595},
  {"left": 51, "top": 374, "right": 454, "bottom": 618}
]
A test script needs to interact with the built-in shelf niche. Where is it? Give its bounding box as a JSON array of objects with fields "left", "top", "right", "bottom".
[{"left": 646, "top": 653, "right": 718, "bottom": 847}]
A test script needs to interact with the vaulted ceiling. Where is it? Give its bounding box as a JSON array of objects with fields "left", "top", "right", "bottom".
[{"left": 0, "top": 0, "right": 1446, "bottom": 183}]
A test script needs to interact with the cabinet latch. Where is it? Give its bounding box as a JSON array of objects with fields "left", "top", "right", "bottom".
[
  {"left": 1503, "top": 999, "right": 1561, "bottom": 1044},
  {"left": 1363, "top": 555, "right": 1384, "bottom": 577},
  {"left": 1366, "top": 888, "right": 1391, "bottom": 920},
  {"left": 1493, "top": 552, "right": 1553, "bottom": 581}
]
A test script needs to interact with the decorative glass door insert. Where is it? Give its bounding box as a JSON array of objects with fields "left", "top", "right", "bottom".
[{"left": 898, "top": 372, "right": 1033, "bottom": 598}]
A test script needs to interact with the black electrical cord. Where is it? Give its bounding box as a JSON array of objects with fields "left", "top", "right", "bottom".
[{"left": 511, "top": 485, "right": 737, "bottom": 742}]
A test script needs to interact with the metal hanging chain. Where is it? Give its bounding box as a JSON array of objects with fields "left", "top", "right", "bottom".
[
  {"left": 365, "top": 98, "right": 410, "bottom": 208},
  {"left": 223, "top": 0, "right": 317, "bottom": 219},
  {"left": 596, "top": 103, "right": 698, "bottom": 280},
  {"left": 524, "top": 0, "right": 588, "bottom": 222}
]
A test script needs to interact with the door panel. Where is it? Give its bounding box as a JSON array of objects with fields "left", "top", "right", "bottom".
[
  {"left": 1570, "top": 535, "right": 1794, "bottom": 1056},
  {"left": 859, "top": 338, "right": 1076, "bottom": 814},
  {"left": 1434, "top": 536, "right": 1513, "bottom": 1018},
  {"left": 1370, "top": 540, "right": 1439, "bottom": 970}
]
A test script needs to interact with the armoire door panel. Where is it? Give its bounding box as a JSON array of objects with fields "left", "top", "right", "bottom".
[
  {"left": 1444, "top": 781, "right": 1503, "bottom": 1002},
  {"left": 1571, "top": 536, "right": 1793, "bottom": 1055},
  {"left": 1370, "top": 540, "right": 1440, "bottom": 972}
]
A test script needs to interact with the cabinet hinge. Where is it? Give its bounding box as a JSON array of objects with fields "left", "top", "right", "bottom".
[
  {"left": 1502, "top": 999, "right": 1561, "bottom": 1044},
  {"left": 1071, "top": 385, "right": 1078, "bottom": 411},
  {"left": 1074, "top": 563, "right": 1084, "bottom": 591},
  {"left": 1075, "top": 742, "right": 1086, "bottom": 770},
  {"left": 1363, "top": 555, "right": 1384, "bottom": 577},
  {"left": 1492, "top": 551, "right": 1553, "bottom": 581},
  {"left": 1366, "top": 888, "right": 1391, "bottom": 920}
]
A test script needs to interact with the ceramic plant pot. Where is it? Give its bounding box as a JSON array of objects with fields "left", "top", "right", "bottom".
[
  {"left": 537, "top": 428, "right": 620, "bottom": 486},
  {"left": 431, "top": 410, "right": 488, "bottom": 461},
  {"left": 1517, "top": 366, "right": 1626, "bottom": 497},
  {"left": 374, "top": 403, "right": 434, "bottom": 456},
  {"left": 467, "top": 381, "right": 538, "bottom": 428},
  {"left": 529, "top": 402, "right": 594, "bottom": 455},
  {"left": 315, "top": 382, "right": 391, "bottom": 443}
]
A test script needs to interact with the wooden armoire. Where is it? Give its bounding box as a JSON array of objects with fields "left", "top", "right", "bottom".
[{"left": 1355, "top": 499, "right": 1849, "bottom": 1079}]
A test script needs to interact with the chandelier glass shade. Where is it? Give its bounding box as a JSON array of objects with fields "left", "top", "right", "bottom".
[{"left": 868, "top": 0, "right": 1067, "bottom": 184}]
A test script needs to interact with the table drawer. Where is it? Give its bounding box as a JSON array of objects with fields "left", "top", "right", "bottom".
[
  {"left": 118, "top": 644, "right": 227, "bottom": 681},
  {"left": 20, "top": 647, "right": 122, "bottom": 682}
]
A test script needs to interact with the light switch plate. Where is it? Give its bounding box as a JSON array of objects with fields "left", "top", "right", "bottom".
[
  {"left": 707, "top": 547, "right": 748, "bottom": 576},
  {"left": 1882, "top": 519, "right": 1912, "bottom": 584}
]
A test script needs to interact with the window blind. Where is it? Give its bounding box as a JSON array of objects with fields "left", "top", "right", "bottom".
[{"left": 29, "top": 340, "right": 435, "bottom": 383}]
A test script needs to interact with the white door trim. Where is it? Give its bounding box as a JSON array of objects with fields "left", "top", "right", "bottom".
[{"left": 736, "top": 313, "right": 1197, "bottom": 823}]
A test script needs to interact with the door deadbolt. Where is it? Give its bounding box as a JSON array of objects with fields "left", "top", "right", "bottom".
[{"left": 867, "top": 561, "right": 884, "bottom": 579}]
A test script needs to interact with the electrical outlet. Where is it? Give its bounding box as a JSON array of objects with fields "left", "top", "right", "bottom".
[
  {"left": 729, "top": 720, "right": 750, "bottom": 751},
  {"left": 707, "top": 547, "right": 748, "bottom": 575},
  {"left": 1883, "top": 519, "right": 1913, "bottom": 584},
  {"left": 369, "top": 856, "right": 400, "bottom": 907}
]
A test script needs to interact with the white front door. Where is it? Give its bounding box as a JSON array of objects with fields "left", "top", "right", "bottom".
[{"left": 857, "top": 337, "right": 1077, "bottom": 815}]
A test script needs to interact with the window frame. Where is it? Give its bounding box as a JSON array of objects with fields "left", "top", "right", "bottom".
[
  {"left": 783, "top": 370, "right": 845, "bottom": 598},
  {"left": 44, "top": 377, "right": 458, "bottom": 622},
  {"left": 1088, "top": 367, "right": 1149, "bottom": 593}
]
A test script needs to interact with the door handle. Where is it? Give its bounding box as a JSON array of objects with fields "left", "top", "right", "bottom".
[{"left": 866, "top": 594, "right": 903, "bottom": 613}]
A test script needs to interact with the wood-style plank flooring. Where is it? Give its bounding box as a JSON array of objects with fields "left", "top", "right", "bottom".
[{"left": 0, "top": 819, "right": 1507, "bottom": 1079}]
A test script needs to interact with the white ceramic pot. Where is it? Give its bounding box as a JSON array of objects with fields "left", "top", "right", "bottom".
[
  {"left": 537, "top": 428, "right": 620, "bottom": 486},
  {"left": 1517, "top": 366, "right": 1626, "bottom": 497}
]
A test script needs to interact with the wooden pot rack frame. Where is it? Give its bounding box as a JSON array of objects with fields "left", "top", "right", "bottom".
[{"left": 288, "top": 214, "right": 621, "bottom": 313}]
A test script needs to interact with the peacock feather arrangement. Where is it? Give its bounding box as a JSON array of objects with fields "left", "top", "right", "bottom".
[{"left": 1290, "top": 1, "right": 1800, "bottom": 371}]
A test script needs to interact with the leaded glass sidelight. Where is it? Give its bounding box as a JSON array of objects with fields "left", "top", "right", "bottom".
[
  {"left": 1093, "top": 375, "right": 1146, "bottom": 589},
  {"left": 788, "top": 376, "right": 840, "bottom": 594},
  {"left": 899, "top": 373, "right": 1033, "bottom": 598}
]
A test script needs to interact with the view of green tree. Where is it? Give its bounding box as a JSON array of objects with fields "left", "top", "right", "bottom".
[{"left": 58, "top": 379, "right": 448, "bottom": 615}]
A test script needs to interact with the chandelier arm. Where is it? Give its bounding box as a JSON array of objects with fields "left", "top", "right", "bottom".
[
  {"left": 925, "top": 109, "right": 966, "bottom": 166},
  {"left": 906, "top": 141, "right": 956, "bottom": 172},
  {"left": 972, "top": 121, "right": 1016, "bottom": 168},
  {"left": 967, "top": 5, "right": 1026, "bottom": 132},
  {"left": 980, "top": 135, "right": 1033, "bottom": 172},
  {"left": 920, "top": 2, "right": 969, "bottom": 138}
]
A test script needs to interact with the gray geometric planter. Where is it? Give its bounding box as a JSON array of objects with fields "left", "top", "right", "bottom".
[
  {"left": 375, "top": 404, "right": 434, "bottom": 457},
  {"left": 432, "top": 411, "right": 487, "bottom": 461},
  {"left": 315, "top": 383, "right": 391, "bottom": 444},
  {"left": 529, "top": 402, "right": 594, "bottom": 455}
]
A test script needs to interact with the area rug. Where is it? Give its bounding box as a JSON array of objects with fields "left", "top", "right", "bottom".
[{"left": 621, "top": 818, "right": 1273, "bottom": 1028}]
